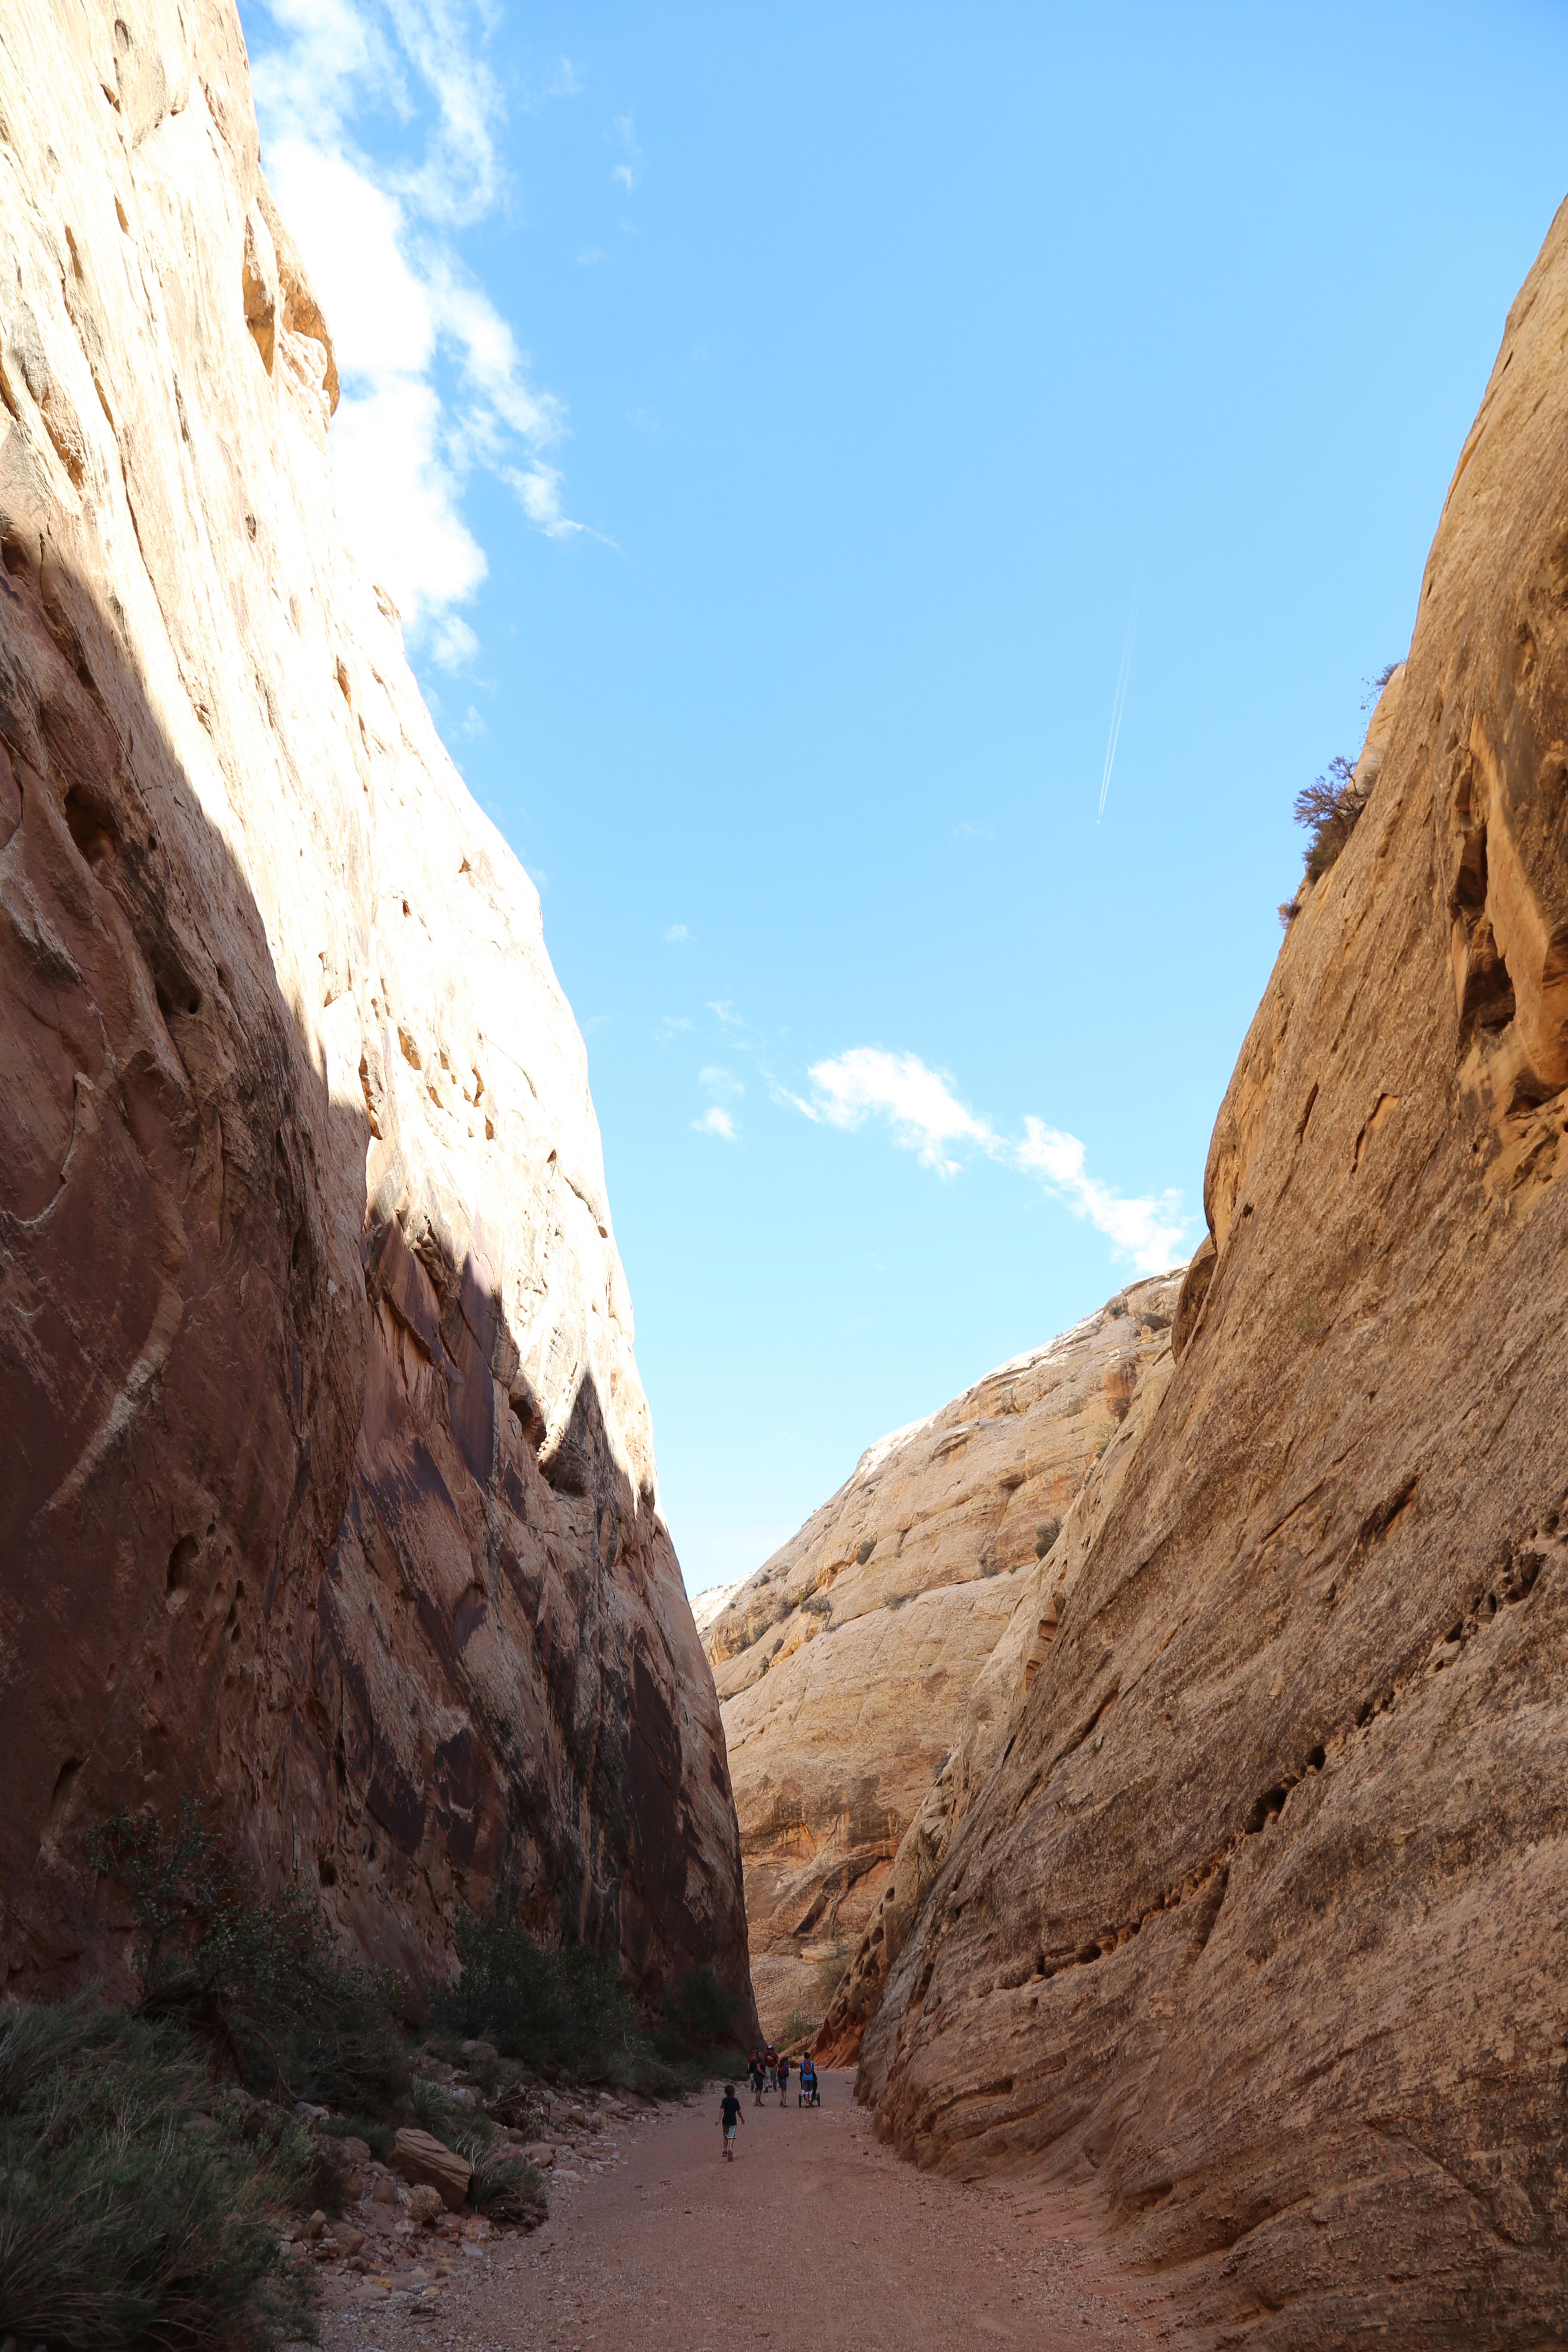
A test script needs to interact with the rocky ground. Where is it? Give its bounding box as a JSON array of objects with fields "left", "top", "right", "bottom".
[{"left": 306, "top": 2070, "right": 1181, "bottom": 2352}]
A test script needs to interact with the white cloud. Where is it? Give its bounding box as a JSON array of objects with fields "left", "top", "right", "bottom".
[
  {"left": 805, "top": 1047, "right": 995, "bottom": 1175},
  {"left": 1014, "top": 1118, "right": 1186, "bottom": 1270},
  {"left": 250, "top": 0, "right": 581, "bottom": 638},
  {"left": 953, "top": 821, "right": 995, "bottom": 841},
  {"left": 663, "top": 922, "right": 692, "bottom": 943},
  {"left": 700, "top": 1066, "right": 743, "bottom": 1099},
  {"left": 458, "top": 703, "right": 484, "bottom": 738},
  {"left": 431, "top": 614, "right": 479, "bottom": 669},
  {"left": 577, "top": 246, "right": 608, "bottom": 266},
  {"left": 692, "top": 1106, "right": 737, "bottom": 1142},
  {"left": 797, "top": 1047, "right": 1189, "bottom": 1272},
  {"left": 709, "top": 1000, "right": 748, "bottom": 1029}
]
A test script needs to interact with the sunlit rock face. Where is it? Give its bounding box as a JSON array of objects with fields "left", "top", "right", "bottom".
[
  {"left": 859, "top": 205, "right": 1568, "bottom": 2348},
  {"left": 0, "top": 0, "right": 752, "bottom": 2030},
  {"left": 701, "top": 1277, "right": 1182, "bottom": 2039}
]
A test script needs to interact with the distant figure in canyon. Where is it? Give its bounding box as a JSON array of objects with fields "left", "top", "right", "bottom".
[
  {"left": 777, "top": 2051, "right": 792, "bottom": 2105},
  {"left": 718, "top": 2084, "right": 743, "bottom": 2162}
]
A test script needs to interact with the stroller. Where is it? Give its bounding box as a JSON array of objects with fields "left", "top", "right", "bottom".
[{"left": 797, "top": 2059, "right": 820, "bottom": 2107}]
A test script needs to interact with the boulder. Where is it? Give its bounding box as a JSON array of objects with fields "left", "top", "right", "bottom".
[{"left": 389, "top": 2130, "right": 471, "bottom": 2213}]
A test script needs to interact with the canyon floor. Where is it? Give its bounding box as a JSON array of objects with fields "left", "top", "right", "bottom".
[{"left": 316, "top": 2070, "right": 1184, "bottom": 2352}]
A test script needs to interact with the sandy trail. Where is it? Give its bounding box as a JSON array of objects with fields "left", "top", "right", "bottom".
[{"left": 321, "top": 2070, "right": 1180, "bottom": 2352}]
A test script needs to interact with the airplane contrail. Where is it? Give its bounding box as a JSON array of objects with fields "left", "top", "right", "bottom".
[{"left": 1097, "top": 599, "right": 1139, "bottom": 823}]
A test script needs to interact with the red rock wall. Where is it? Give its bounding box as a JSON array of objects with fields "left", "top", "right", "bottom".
[
  {"left": 0, "top": 0, "right": 753, "bottom": 2034},
  {"left": 859, "top": 204, "right": 1568, "bottom": 2343}
]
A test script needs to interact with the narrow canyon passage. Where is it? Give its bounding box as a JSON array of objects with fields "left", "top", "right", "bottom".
[{"left": 320, "top": 2072, "right": 1173, "bottom": 2352}]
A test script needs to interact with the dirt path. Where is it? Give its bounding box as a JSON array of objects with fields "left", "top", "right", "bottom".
[{"left": 320, "top": 2071, "right": 1183, "bottom": 2352}]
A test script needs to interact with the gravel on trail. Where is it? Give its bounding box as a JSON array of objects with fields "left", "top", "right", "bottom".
[{"left": 317, "top": 2068, "right": 1187, "bottom": 2352}]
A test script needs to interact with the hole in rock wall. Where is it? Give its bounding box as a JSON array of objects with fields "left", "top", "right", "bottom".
[
  {"left": 47, "top": 1757, "right": 82, "bottom": 1826},
  {"left": 64, "top": 785, "right": 117, "bottom": 867}
]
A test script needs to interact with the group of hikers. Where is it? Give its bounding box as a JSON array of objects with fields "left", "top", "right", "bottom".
[{"left": 718, "top": 2046, "right": 821, "bottom": 2159}]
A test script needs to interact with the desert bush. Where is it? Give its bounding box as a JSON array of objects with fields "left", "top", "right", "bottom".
[
  {"left": 802, "top": 1591, "right": 832, "bottom": 1617},
  {"left": 460, "top": 2137, "right": 546, "bottom": 2227},
  {"left": 434, "top": 1914, "right": 644, "bottom": 2083},
  {"left": 815, "top": 1951, "right": 848, "bottom": 2003},
  {"left": 1292, "top": 1300, "right": 1326, "bottom": 1339},
  {"left": 1294, "top": 753, "right": 1361, "bottom": 882},
  {"left": 781, "top": 2010, "right": 815, "bottom": 2046},
  {"left": 1034, "top": 1518, "right": 1062, "bottom": 1560},
  {"left": 855, "top": 1540, "right": 876, "bottom": 1565},
  {"left": 661, "top": 1964, "right": 740, "bottom": 2050},
  {"left": 0, "top": 1991, "right": 316, "bottom": 2352},
  {"left": 86, "top": 1804, "right": 410, "bottom": 2119}
]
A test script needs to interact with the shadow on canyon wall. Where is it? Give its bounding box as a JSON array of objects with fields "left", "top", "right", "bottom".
[{"left": 0, "top": 538, "right": 753, "bottom": 2030}]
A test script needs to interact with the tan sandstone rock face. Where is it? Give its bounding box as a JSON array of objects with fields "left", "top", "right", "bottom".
[
  {"left": 0, "top": 0, "right": 752, "bottom": 2028},
  {"left": 703, "top": 1276, "right": 1182, "bottom": 2038},
  {"left": 858, "top": 202, "right": 1568, "bottom": 2347}
]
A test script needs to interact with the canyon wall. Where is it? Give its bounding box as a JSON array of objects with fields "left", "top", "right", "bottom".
[
  {"left": 857, "top": 206, "right": 1568, "bottom": 2346},
  {"left": 0, "top": 0, "right": 753, "bottom": 2028},
  {"left": 703, "top": 1274, "right": 1181, "bottom": 2037}
]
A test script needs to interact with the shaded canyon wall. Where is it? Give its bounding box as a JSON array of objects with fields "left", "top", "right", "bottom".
[{"left": 0, "top": 0, "right": 753, "bottom": 2028}]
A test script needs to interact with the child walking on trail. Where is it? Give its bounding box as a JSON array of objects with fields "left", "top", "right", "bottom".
[
  {"left": 777, "top": 2052, "right": 791, "bottom": 2106},
  {"left": 719, "top": 2082, "right": 743, "bottom": 2161}
]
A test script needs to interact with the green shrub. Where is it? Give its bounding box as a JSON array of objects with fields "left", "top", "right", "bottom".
[
  {"left": 661, "top": 1964, "right": 740, "bottom": 2050},
  {"left": 781, "top": 2009, "right": 814, "bottom": 2046},
  {"left": 434, "top": 1914, "right": 643, "bottom": 2083},
  {"left": 86, "top": 1804, "right": 410, "bottom": 2119},
  {"left": 0, "top": 1991, "right": 316, "bottom": 2352},
  {"left": 459, "top": 2137, "right": 547, "bottom": 2228},
  {"left": 1034, "top": 1517, "right": 1062, "bottom": 1560}
]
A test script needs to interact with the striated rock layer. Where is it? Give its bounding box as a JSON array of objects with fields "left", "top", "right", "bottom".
[
  {"left": 859, "top": 205, "right": 1568, "bottom": 2345},
  {"left": 703, "top": 1276, "right": 1182, "bottom": 2038},
  {"left": 0, "top": 0, "right": 753, "bottom": 2027}
]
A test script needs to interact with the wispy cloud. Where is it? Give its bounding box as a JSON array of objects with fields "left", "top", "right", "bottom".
[
  {"left": 796, "top": 1047, "right": 1188, "bottom": 1273},
  {"left": 804, "top": 1048, "right": 994, "bottom": 1174},
  {"left": 458, "top": 703, "right": 484, "bottom": 738},
  {"left": 250, "top": 0, "right": 583, "bottom": 642},
  {"left": 610, "top": 110, "right": 642, "bottom": 193},
  {"left": 663, "top": 922, "right": 692, "bottom": 943},
  {"left": 693, "top": 1106, "right": 737, "bottom": 1142},
  {"left": 700, "top": 1066, "right": 744, "bottom": 1099},
  {"left": 953, "top": 821, "right": 995, "bottom": 842},
  {"left": 431, "top": 614, "right": 478, "bottom": 669}
]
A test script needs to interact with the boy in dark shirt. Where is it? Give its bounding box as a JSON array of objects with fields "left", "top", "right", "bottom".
[{"left": 719, "top": 2082, "right": 744, "bottom": 2160}]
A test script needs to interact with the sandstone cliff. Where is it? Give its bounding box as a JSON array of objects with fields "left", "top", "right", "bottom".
[
  {"left": 857, "top": 208, "right": 1568, "bottom": 2346},
  {"left": 703, "top": 1275, "right": 1182, "bottom": 2038},
  {"left": 0, "top": 0, "right": 752, "bottom": 2027}
]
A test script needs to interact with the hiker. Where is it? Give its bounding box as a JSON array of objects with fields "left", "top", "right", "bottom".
[
  {"left": 765, "top": 2044, "right": 779, "bottom": 2090},
  {"left": 718, "top": 2081, "right": 744, "bottom": 2161},
  {"left": 777, "top": 2049, "right": 791, "bottom": 2105},
  {"left": 798, "top": 2054, "right": 818, "bottom": 2106},
  {"left": 750, "top": 2051, "right": 766, "bottom": 2104}
]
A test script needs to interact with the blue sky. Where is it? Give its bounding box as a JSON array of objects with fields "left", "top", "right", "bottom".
[{"left": 241, "top": 0, "right": 1568, "bottom": 1593}]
